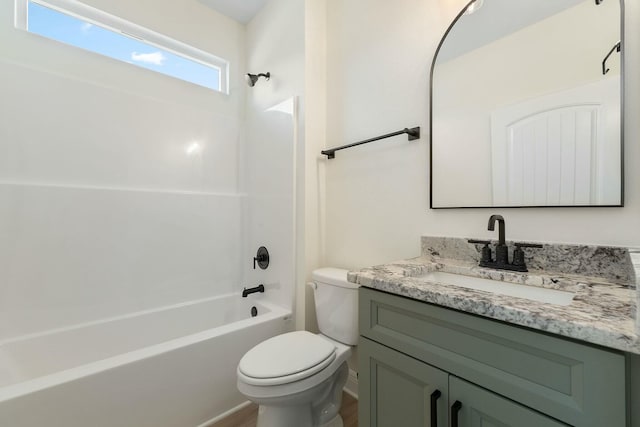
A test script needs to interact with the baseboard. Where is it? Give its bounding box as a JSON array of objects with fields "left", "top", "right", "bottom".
[
  {"left": 344, "top": 368, "right": 358, "bottom": 399},
  {"left": 196, "top": 400, "right": 253, "bottom": 427}
]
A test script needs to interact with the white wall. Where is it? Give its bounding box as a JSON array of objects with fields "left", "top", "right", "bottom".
[
  {"left": 302, "top": 0, "right": 328, "bottom": 332},
  {"left": 244, "top": 0, "right": 305, "bottom": 317},
  {"left": 321, "top": 0, "right": 640, "bottom": 271},
  {"left": 0, "top": 1, "right": 246, "bottom": 339}
]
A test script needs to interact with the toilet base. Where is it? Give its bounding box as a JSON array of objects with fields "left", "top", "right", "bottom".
[
  {"left": 321, "top": 414, "right": 343, "bottom": 427},
  {"left": 252, "top": 362, "right": 349, "bottom": 427},
  {"left": 257, "top": 407, "right": 343, "bottom": 427},
  {"left": 257, "top": 404, "right": 313, "bottom": 427}
]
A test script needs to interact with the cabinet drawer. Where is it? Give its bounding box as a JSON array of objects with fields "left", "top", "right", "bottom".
[{"left": 359, "top": 287, "right": 625, "bottom": 427}]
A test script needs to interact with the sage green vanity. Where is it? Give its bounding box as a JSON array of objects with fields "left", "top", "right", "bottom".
[
  {"left": 352, "top": 238, "right": 640, "bottom": 427},
  {"left": 359, "top": 287, "right": 634, "bottom": 426}
]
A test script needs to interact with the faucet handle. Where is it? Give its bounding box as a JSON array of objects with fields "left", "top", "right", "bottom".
[
  {"left": 468, "top": 239, "right": 492, "bottom": 264},
  {"left": 468, "top": 239, "right": 491, "bottom": 245},
  {"left": 512, "top": 242, "right": 543, "bottom": 271},
  {"left": 514, "top": 242, "right": 543, "bottom": 249}
]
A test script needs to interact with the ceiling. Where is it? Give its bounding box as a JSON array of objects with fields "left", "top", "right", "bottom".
[{"left": 198, "top": 0, "right": 268, "bottom": 23}]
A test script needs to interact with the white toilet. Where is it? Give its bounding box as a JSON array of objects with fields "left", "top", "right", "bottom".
[{"left": 237, "top": 268, "right": 359, "bottom": 427}]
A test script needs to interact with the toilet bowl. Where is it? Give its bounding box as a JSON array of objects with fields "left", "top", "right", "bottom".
[{"left": 237, "top": 268, "right": 358, "bottom": 427}]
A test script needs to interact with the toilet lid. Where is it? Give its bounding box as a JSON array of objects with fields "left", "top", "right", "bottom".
[{"left": 238, "top": 331, "right": 336, "bottom": 385}]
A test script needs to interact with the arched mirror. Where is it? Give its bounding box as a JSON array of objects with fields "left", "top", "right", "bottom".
[{"left": 430, "top": 0, "right": 623, "bottom": 208}]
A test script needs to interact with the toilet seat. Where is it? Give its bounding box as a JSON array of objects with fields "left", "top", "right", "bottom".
[{"left": 238, "top": 331, "right": 336, "bottom": 386}]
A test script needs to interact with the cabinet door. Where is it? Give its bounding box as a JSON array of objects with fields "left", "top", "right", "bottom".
[
  {"left": 359, "top": 337, "right": 448, "bottom": 427},
  {"left": 448, "top": 376, "right": 568, "bottom": 427}
]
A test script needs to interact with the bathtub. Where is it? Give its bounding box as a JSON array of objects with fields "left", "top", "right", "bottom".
[{"left": 0, "top": 294, "right": 291, "bottom": 427}]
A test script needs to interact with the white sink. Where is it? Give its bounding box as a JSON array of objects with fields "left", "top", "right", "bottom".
[{"left": 417, "top": 271, "right": 575, "bottom": 306}]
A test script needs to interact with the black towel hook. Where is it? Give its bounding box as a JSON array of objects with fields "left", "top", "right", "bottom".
[{"left": 602, "top": 41, "right": 621, "bottom": 75}]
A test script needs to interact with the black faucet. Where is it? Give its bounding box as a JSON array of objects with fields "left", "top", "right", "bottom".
[
  {"left": 488, "top": 214, "right": 508, "bottom": 265},
  {"left": 468, "top": 215, "right": 542, "bottom": 272},
  {"left": 242, "top": 284, "right": 265, "bottom": 297},
  {"left": 488, "top": 215, "right": 505, "bottom": 245}
]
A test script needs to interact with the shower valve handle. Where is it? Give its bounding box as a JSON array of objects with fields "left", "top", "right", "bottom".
[{"left": 253, "top": 246, "right": 270, "bottom": 270}]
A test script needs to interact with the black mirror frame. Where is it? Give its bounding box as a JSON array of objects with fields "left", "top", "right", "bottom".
[{"left": 429, "top": 0, "right": 625, "bottom": 209}]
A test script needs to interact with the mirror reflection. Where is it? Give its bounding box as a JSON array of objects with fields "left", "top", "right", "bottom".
[{"left": 430, "top": 0, "right": 622, "bottom": 208}]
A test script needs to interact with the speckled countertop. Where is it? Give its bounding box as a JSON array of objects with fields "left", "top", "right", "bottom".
[{"left": 349, "top": 238, "right": 640, "bottom": 355}]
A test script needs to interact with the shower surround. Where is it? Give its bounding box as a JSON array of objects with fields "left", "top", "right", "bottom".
[{"left": 0, "top": 5, "right": 298, "bottom": 426}]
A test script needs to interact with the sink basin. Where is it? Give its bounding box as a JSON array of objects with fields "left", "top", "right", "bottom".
[{"left": 417, "top": 271, "right": 575, "bottom": 306}]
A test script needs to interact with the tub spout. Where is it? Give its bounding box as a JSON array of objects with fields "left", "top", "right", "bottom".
[{"left": 242, "top": 284, "right": 265, "bottom": 298}]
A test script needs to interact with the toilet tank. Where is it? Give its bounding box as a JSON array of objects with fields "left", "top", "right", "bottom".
[{"left": 311, "top": 268, "right": 360, "bottom": 345}]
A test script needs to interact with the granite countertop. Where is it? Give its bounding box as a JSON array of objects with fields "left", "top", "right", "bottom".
[{"left": 349, "top": 254, "right": 640, "bottom": 355}]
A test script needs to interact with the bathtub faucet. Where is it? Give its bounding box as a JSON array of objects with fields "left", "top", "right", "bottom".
[{"left": 242, "top": 284, "right": 265, "bottom": 298}]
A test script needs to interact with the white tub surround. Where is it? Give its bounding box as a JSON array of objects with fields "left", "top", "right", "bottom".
[
  {"left": 0, "top": 295, "right": 291, "bottom": 427},
  {"left": 348, "top": 237, "right": 640, "bottom": 355}
]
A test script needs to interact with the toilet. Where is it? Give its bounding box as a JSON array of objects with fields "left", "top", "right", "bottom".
[{"left": 237, "top": 268, "right": 359, "bottom": 427}]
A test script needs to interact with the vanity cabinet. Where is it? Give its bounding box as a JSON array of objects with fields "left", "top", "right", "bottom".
[
  {"left": 359, "top": 337, "right": 567, "bottom": 427},
  {"left": 358, "top": 287, "right": 627, "bottom": 427}
]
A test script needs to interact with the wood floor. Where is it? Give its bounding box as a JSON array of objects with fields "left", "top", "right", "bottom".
[{"left": 212, "top": 392, "right": 358, "bottom": 427}]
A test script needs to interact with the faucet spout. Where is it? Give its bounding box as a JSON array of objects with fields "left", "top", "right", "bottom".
[
  {"left": 242, "top": 284, "right": 265, "bottom": 298},
  {"left": 488, "top": 214, "right": 505, "bottom": 246}
]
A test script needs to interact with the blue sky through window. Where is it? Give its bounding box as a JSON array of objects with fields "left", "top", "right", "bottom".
[{"left": 28, "top": 2, "right": 221, "bottom": 91}]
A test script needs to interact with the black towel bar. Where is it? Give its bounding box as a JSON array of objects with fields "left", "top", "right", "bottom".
[{"left": 321, "top": 127, "right": 420, "bottom": 159}]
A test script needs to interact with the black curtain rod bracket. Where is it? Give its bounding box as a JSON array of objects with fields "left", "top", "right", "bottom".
[{"left": 321, "top": 127, "right": 420, "bottom": 159}]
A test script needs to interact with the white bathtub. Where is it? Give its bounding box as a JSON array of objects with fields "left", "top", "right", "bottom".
[{"left": 0, "top": 294, "right": 291, "bottom": 427}]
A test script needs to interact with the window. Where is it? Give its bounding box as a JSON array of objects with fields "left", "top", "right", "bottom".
[{"left": 15, "top": 0, "right": 229, "bottom": 93}]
